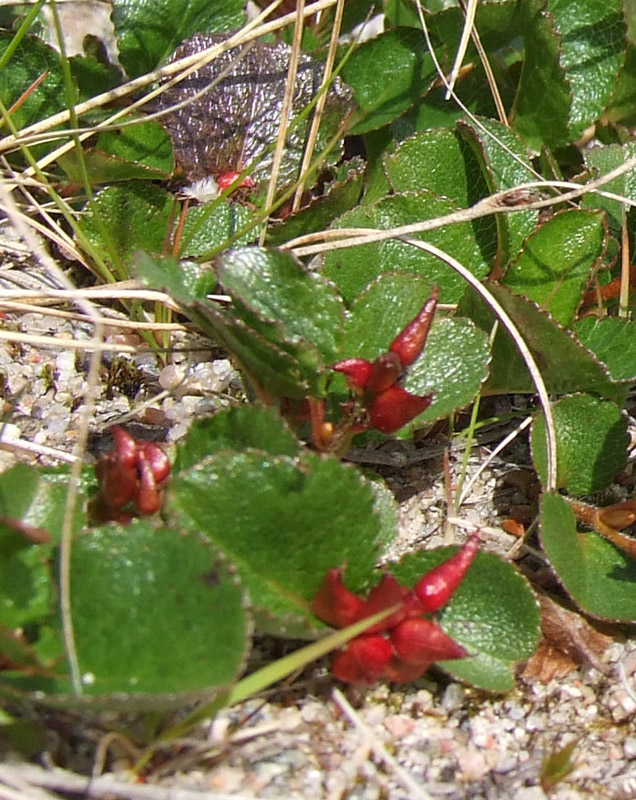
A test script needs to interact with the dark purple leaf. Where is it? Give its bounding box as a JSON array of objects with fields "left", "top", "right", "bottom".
[{"left": 153, "top": 33, "right": 354, "bottom": 189}]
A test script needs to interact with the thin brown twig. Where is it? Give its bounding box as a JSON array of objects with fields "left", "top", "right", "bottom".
[
  {"left": 292, "top": 0, "right": 345, "bottom": 212},
  {"left": 260, "top": 0, "right": 306, "bottom": 243}
]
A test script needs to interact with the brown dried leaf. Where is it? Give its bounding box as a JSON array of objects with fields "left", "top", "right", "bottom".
[{"left": 520, "top": 593, "right": 613, "bottom": 682}]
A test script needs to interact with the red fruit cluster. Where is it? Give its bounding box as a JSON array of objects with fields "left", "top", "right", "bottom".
[
  {"left": 95, "top": 427, "right": 171, "bottom": 521},
  {"left": 331, "top": 290, "right": 438, "bottom": 434},
  {"left": 312, "top": 531, "right": 479, "bottom": 684}
]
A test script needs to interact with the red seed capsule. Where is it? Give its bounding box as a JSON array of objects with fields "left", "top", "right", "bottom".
[
  {"left": 216, "top": 171, "right": 256, "bottom": 193},
  {"left": 98, "top": 458, "right": 138, "bottom": 510},
  {"left": 366, "top": 352, "right": 402, "bottom": 394},
  {"left": 389, "top": 289, "right": 438, "bottom": 368},
  {"left": 312, "top": 568, "right": 365, "bottom": 629},
  {"left": 384, "top": 656, "right": 432, "bottom": 684},
  {"left": 390, "top": 617, "right": 467, "bottom": 664},
  {"left": 331, "top": 358, "right": 373, "bottom": 392},
  {"left": 136, "top": 452, "right": 161, "bottom": 515},
  {"left": 414, "top": 531, "right": 480, "bottom": 613},
  {"left": 353, "top": 573, "right": 419, "bottom": 633},
  {"left": 331, "top": 634, "right": 393, "bottom": 684},
  {"left": 139, "top": 441, "right": 171, "bottom": 484},
  {"left": 368, "top": 385, "right": 433, "bottom": 434},
  {"left": 110, "top": 426, "right": 138, "bottom": 468}
]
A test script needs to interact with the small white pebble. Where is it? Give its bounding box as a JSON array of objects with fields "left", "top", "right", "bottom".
[
  {"left": 624, "top": 737, "right": 636, "bottom": 758},
  {"left": 159, "top": 364, "right": 185, "bottom": 391}
]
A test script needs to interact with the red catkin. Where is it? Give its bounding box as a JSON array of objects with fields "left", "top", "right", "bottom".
[
  {"left": 389, "top": 289, "right": 438, "bottom": 368},
  {"left": 413, "top": 531, "right": 480, "bottom": 613},
  {"left": 331, "top": 634, "right": 393, "bottom": 684},
  {"left": 368, "top": 384, "right": 433, "bottom": 434},
  {"left": 312, "top": 569, "right": 365, "bottom": 629},
  {"left": 390, "top": 617, "right": 467, "bottom": 664}
]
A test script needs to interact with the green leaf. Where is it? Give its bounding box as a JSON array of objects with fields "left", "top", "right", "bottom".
[
  {"left": 384, "top": 128, "right": 484, "bottom": 206},
  {"left": 192, "top": 302, "right": 317, "bottom": 400},
  {"left": 59, "top": 148, "right": 171, "bottom": 184},
  {"left": 512, "top": 0, "right": 625, "bottom": 149},
  {"left": 134, "top": 252, "right": 216, "bottom": 306},
  {"left": 531, "top": 394, "right": 628, "bottom": 494},
  {"left": 404, "top": 317, "right": 491, "bottom": 427},
  {"left": 342, "top": 28, "right": 437, "bottom": 134},
  {"left": 0, "top": 34, "right": 70, "bottom": 153},
  {"left": 267, "top": 162, "right": 364, "bottom": 246},
  {"left": 179, "top": 201, "right": 257, "bottom": 259},
  {"left": 582, "top": 143, "right": 636, "bottom": 230},
  {"left": 575, "top": 316, "right": 636, "bottom": 381},
  {"left": 458, "top": 118, "right": 538, "bottom": 262},
  {"left": 540, "top": 492, "right": 636, "bottom": 621},
  {"left": 174, "top": 405, "right": 300, "bottom": 472},
  {"left": 390, "top": 548, "right": 540, "bottom": 692},
  {"left": 111, "top": 0, "right": 245, "bottom": 77},
  {"left": 82, "top": 183, "right": 173, "bottom": 271},
  {"left": 59, "top": 120, "right": 174, "bottom": 184},
  {"left": 69, "top": 521, "right": 250, "bottom": 696},
  {"left": 323, "top": 190, "right": 490, "bottom": 304},
  {"left": 169, "top": 450, "right": 389, "bottom": 635},
  {"left": 217, "top": 246, "right": 345, "bottom": 370},
  {"left": 460, "top": 283, "right": 625, "bottom": 401},
  {"left": 503, "top": 210, "right": 607, "bottom": 328}
]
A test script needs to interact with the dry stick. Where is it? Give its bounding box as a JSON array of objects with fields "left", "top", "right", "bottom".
[
  {"left": 620, "top": 204, "right": 630, "bottom": 318},
  {"left": 0, "top": 329, "right": 136, "bottom": 352},
  {"left": 260, "top": 0, "right": 306, "bottom": 244},
  {"left": 292, "top": 0, "right": 345, "bottom": 212},
  {"left": 0, "top": 434, "right": 79, "bottom": 464},
  {"left": 445, "top": 0, "right": 478, "bottom": 98},
  {"left": 0, "top": 300, "right": 187, "bottom": 330},
  {"left": 332, "top": 688, "right": 433, "bottom": 800},
  {"left": 285, "top": 173, "right": 636, "bottom": 256},
  {"left": 398, "top": 237, "right": 557, "bottom": 491},
  {"left": 0, "top": 764, "right": 256, "bottom": 800},
  {"left": 0, "top": 0, "right": 340, "bottom": 158},
  {"left": 462, "top": 0, "right": 508, "bottom": 126}
]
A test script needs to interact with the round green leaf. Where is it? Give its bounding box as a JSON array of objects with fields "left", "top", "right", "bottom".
[
  {"left": 175, "top": 406, "right": 300, "bottom": 473},
  {"left": 404, "top": 316, "right": 490, "bottom": 426},
  {"left": 575, "top": 316, "right": 636, "bottom": 381},
  {"left": 540, "top": 492, "right": 636, "bottom": 621},
  {"left": 390, "top": 548, "right": 540, "bottom": 692},
  {"left": 82, "top": 183, "right": 173, "bottom": 272},
  {"left": 169, "top": 450, "right": 390, "bottom": 635},
  {"left": 0, "top": 34, "right": 70, "bottom": 133},
  {"left": 458, "top": 118, "right": 538, "bottom": 261},
  {"left": 582, "top": 143, "right": 636, "bottom": 230},
  {"left": 111, "top": 0, "right": 245, "bottom": 77},
  {"left": 384, "top": 128, "right": 481, "bottom": 206},
  {"left": 323, "top": 191, "right": 490, "bottom": 304},
  {"left": 531, "top": 394, "right": 628, "bottom": 494},
  {"left": 512, "top": 0, "right": 625, "bottom": 148},
  {"left": 70, "top": 521, "right": 250, "bottom": 696},
  {"left": 504, "top": 210, "right": 607, "bottom": 328},
  {"left": 217, "top": 247, "right": 345, "bottom": 366},
  {"left": 460, "top": 283, "right": 625, "bottom": 401},
  {"left": 179, "top": 201, "right": 256, "bottom": 259},
  {"left": 342, "top": 28, "right": 437, "bottom": 134}
]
